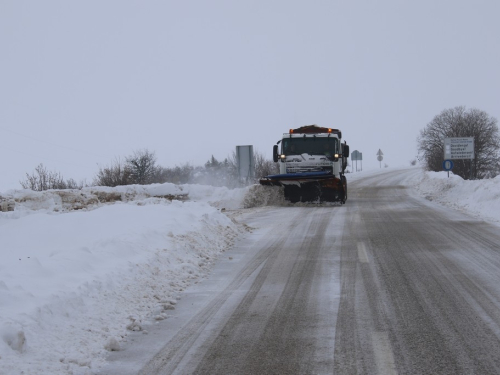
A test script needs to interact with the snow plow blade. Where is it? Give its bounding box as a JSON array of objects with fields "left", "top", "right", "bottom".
[{"left": 259, "top": 172, "right": 347, "bottom": 203}]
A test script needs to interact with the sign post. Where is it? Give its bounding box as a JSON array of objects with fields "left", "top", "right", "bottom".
[
  {"left": 377, "top": 149, "right": 384, "bottom": 168},
  {"left": 442, "top": 159, "right": 454, "bottom": 178}
]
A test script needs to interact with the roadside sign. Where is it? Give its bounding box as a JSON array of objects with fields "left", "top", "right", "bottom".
[
  {"left": 442, "top": 160, "right": 454, "bottom": 171},
  {"left": 442, "top": 159, "right": 454, "bottom": 178},
  {"left": 351, "top": 150, "right": 362, "bottom": 160},
  {"left": 351, "top": 150, "right": 362, "bottom": 172},
  {"left": 377, "top": 149, "right": 383, "bottom": 167},
  {"left": 444, "top": 138, "right": 474, "bottom": 160}
]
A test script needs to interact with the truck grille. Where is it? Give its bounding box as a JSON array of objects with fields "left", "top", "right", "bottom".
[{"left": 286, "top": 162, "right": 332, "bottom": 174}]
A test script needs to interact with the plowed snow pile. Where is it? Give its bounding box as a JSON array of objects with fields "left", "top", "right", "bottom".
[
  {"left": 0, "top": 183, "right": 254, "bottom": 375},
  {"left": 407, "top": 169, "right": 500, "bottom": 223},
  {"left": 242, "top": 185, "right": 288, "bottom": 207}
]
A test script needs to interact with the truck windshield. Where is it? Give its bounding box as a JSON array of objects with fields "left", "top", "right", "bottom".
[{"left": 282, "top": 137, "right": 339, "bottom": 157}]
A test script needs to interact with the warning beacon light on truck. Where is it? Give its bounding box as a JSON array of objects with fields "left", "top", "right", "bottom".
[{"left": 289, "top": 127, "right": 341, "bottom": 137}]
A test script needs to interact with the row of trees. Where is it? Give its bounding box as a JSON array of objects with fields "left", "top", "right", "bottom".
[
  {"left": 22, "top": 105, "right": 498, "bottom": 191},
  {"left": 93, "top": 149, "right": 278, "bottom": 188},
  {"left": 418, "top": 106, "right": 500, "bottom": 179},
  {"left": 20, "top": 149, "right": 279, "bottom": 191}
]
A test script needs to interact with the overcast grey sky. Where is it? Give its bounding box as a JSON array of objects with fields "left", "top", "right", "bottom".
[{"left": 1, "top": 0, "right": 499, "bottom": 190}]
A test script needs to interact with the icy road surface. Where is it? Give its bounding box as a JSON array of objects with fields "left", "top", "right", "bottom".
[{"left": 103, "top": 168, "right": 500, "bottom": 374}]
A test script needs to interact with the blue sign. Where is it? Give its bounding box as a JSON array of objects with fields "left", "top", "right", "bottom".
[{"left": 443, "top": 160, "right": 454, "bottom": 171}]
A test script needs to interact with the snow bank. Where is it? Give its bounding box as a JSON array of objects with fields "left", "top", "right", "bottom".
[
  {"left": 0, "top": 183, "right": 249, "bottom": 375},
  {"left": 0, "top": 182, "right": 249, "bottom": 214},
  {"left": 408, "top": 170, "right": 500, "bottom": 223}
]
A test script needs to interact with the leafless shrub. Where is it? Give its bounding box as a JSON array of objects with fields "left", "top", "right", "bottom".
[
  {"left": 155, "top": 164, "right": 194, "bottom": 184},
  {"left": 254, "top": 151, "right": 279, "bottom": 179},
  {"left": 20, "top": 164, "right": 85, "bottom": 191},
  {"left": 93, "top": 158, "right": 131, "bottom": 187}
]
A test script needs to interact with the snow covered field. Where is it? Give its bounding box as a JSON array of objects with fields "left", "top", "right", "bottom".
[{"left": 1, "top": 167, "right": 499, "bottom": 375}]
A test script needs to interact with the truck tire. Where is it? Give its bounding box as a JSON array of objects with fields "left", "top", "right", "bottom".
[{"left": 341, "top": 176, "right": 347, "bottom": 204}]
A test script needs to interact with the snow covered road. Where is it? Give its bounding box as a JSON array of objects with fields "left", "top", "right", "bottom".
[
  {"left": 104, "top": 205, "right": 345, "bottom": 374},
  {"left": 3, "top": 167, "right": 500, "bottom": 374},
  {"left": 103, "top": 168, "right": 500, "bottom": 374},
  {"left": 334, "top": 169, "right": 500, "bottom": 374}
]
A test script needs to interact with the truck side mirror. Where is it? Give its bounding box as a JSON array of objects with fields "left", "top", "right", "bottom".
[
  {"left": 343, "top": 144, "right": 350, "bottom": 158},
  {"left": 273, "top": 145, "right": 279, "bottom": 162}
]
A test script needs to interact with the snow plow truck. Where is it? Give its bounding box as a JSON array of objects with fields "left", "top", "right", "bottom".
[{"left": 259, "top": 125, "right": 349, "bottom": 203}]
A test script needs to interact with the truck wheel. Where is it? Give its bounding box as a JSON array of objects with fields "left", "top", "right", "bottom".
[{"left": 341, "top": 176, "right": 347, "bottom": 204}]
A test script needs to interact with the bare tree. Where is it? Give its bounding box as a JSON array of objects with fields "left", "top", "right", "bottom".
[
  {"left": 417, "top": 106, "right": 500, "bottom": 179},
  {"left": 93, "top": 158, "right": 131, "bottom": 187},
  {"left": 126, "top": 149, "right": 158, "bottom": 185},
  {"left": 254, "top": 150, "right": 279, "bottom": 179},
  {"left": 65, "top": 178, "right": 86, "bottom": 189}
]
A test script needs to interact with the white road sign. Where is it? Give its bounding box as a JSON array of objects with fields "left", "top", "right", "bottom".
[
  {"left": 444, "top": 138, "right": 474, "bottom": 160},
  {"left": 351, "top": 150, "right": 362, "bottom": 161}
]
